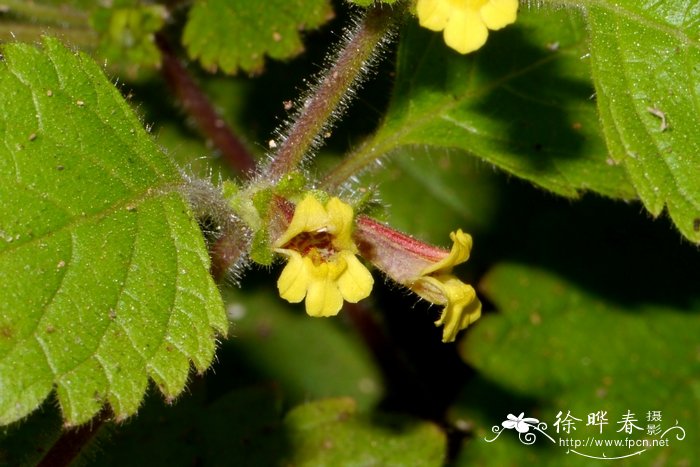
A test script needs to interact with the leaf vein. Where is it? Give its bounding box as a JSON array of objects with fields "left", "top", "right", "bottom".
[{"left": 0, "top": 182, "right": 184, "bottom": 258}]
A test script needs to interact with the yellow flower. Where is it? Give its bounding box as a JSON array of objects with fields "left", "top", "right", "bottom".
[
  {"left": 408, "top": 230, "right": 481, "bottom": 342},
  {"left": 354, "top": 216, "right": 482, "bottom": 343},
  {"left": 274, "top": 195, "right": 373, "bottom": 317},
  {"left": 416, "top": 0, "right": 518, "bottom": 54}
]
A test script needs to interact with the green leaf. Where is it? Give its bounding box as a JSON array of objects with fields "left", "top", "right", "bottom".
[
  {"left": 90, "top": 3, "right": 167, "bottom": 73},
  {"left": 332, "top": 7, "right": 635, "bottom": 199},
  {"left": 183, "top": 0, "right": 334, "bottom": 75},
  {"left": 373, "top": 150, "right": 502, "bottom": 244},
  {"left": 0, "top": 1, "right": 166, "bottom": 77},
  {"left": 582, "top": 0, "right": 700, "bottom": 242},
  {"left": 457, "top": 263, "right": 700, "bottom": 465},
  {"left": 283, "top": 398, "right": 446, "bottom": 466},
  {"left": 222, "top": 283, "right": 384, "bottom": 410},
  {"left": 0, "top": 37, "right": 226, "bottom": 426}
]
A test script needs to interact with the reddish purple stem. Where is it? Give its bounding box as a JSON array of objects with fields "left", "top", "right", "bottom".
[{"left": 156, "top": 34, "right": 257, "bottom": 177}]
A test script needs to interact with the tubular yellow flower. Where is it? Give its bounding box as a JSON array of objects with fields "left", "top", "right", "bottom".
[
  {"left": 274, "top": 195, "right": 373, "bottom": 317},
  {"left": 416, "top": 0, "right": 518, "bottom": 54},
  {"left": 355, "top": 218, "right": 481, "bottom": 342},
  {"left": 409, "top": 230, "right": 482, "bottom": 342}
]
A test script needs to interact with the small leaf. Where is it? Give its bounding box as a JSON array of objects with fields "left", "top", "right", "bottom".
[
  {"left": 0, "top": 37, "right": 226, "bottom": 426},
  {"left": 340, "top": 7, "right": 635, "bottom": 199},
  {"left": 283, "top": 398, "right": 446, "bottom": 466},
  {"left": 585, "top": 0, "right": 700, "bottom": 242},
  {"left": 183, "top": 0, "right": 334, "bottom": 74},
  {"left": 90, "top": 4, "right": 167, "bottom": 72}
]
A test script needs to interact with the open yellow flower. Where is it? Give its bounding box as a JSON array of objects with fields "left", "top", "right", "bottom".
[
  {"left": 416, "top": 0, "right": 518, "bottom": 54},
  {"left": 354, "top": 218, "right": 481, "bottom": 342},
  {"left": 274, "top": 195, "right": 373, "bottom": 317}
]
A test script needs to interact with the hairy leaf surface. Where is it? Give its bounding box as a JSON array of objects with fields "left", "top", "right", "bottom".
[{"left": 0, "top": 37, "right": 226, "bottom": 426}]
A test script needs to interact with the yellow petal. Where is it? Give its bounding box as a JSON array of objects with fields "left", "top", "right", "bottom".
[
  {"left": 305, "top": 267, "right": 344, "bottom": 317},
  {"left": 480, "top": 0, "right": 518, "bottom": 30},
  {"left": 274, "top": 195, "right": 329, "bottom": 248},
  {"left": 420, "top": 229, "right": 472, "bottom": 276},
  {"left": 336, "top": 251, "right": 374, "bottom": 303},
  {"left": 326, "top": 197, "right": 356, "bottom": 252},
  {"left": 409, "top": 274, "right": 481, "bottom": 342},
  {"left": 444, "top": 7, "right": 488, "bottom": 54},
  {"left": 417, "top": 0, "right": 453, "bottom": 31},
  {"left": 276, "top": 250, "right": 310, "bottom": 303},
  {"left": 432, "top": 275, "right": 481, "bottom": 342}
]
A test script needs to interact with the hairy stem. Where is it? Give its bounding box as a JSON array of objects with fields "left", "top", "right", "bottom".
[
  {"left": 262, "top": 4, "right": 400, "bottom": 182},
  {"left": 209, "top": 222, "right": 249, "bottom": 282},
  {"left": 156, "top": 34, "right": 257, "bottom": 177}
]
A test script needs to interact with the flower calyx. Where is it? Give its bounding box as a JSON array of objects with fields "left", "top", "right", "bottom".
[{"left": 355, "top": 216, "right": 481, "bottom": 342}]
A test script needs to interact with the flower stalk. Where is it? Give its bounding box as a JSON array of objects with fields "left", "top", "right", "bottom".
[
  {"left": 156, "top": 34, "right": 257, "bottom": 177},
  {"left": 262, "top": 4, "right": 400, "bottom": 182}
]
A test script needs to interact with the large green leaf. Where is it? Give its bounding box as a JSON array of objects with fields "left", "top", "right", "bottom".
[
  {"left": 327, "top": 7, "right": 635, "bottom": 199},
  {"left": 372, "top": 149, "right": 502, "bottom": 244},
  {"left": 456, "top": 263, "right": 700, "bottom": 465},
  {"left": 0, "top": 37, "right": 226, "bottom": 426},
  {"left": 581, "top": 0, "right": 700, "bottom": 242},
  {"left": 183, "top": 0, "right": 334, "bottom": 74}
]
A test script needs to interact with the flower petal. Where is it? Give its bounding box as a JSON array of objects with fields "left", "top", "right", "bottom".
[
  {"left": 502, "top": 420, "right": 517, "bottom": 429},
  {"left": 431, "top": 275, "right": 481, "bottom": 342},
  {"left": 443, "top": 7, "right": 488, "bottom": 54},
  {"left": 480, "top": 0, "right": 518, "bottom": 30},
  {"left": 327, "top": 197, "right": 356, "bottom": 252},
  {"left": 305, "top": 264, "right": 345, "bottom": 317},
  {"left": 274, "top": 195, "right": 329, "bottom": 247},
  {"left": 420, "top": 230, "right": 472, "bottom": 276},
  {"left": 515, "top": 422, "right": 531, "bottom": 433},
  {"left": 336, "top": 251, "right": 374, "bottom": 303},
  {"left": 417, "top": 0, "right": 453, "bottom": 31},
  {"left": 277, "top": 250, "right": 310, "bottom": 303}
]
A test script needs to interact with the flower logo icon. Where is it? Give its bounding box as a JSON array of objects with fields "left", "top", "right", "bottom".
[{"left": 502, "top": 413, "right": 540, "bottom": 433}]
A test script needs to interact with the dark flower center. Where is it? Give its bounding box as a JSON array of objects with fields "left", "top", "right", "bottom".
[{"left": 285, "top": 231, "right": 336, "bottom": 265}]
